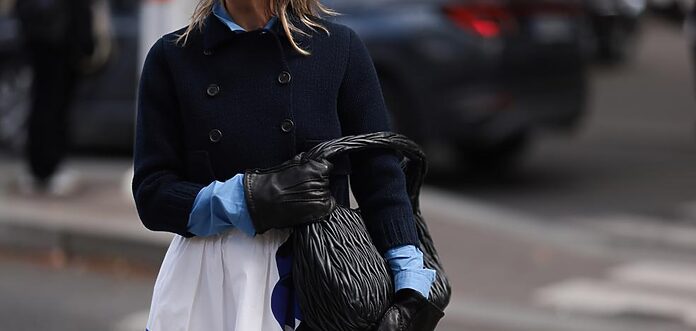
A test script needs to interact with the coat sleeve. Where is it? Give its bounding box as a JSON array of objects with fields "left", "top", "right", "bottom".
[
  {"left": 131, "top": 37, "right": 203, "bottom": 237},
  {"left": 336, "top": 28, "right": 420, "bottom": 253}
]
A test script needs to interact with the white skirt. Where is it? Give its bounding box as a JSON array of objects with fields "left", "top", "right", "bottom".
[{"left": 145, "top": 228, "right": 303, "bottom": 331}]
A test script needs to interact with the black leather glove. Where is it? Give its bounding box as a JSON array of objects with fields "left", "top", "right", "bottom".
[
  {"left": 376, "top": 288, "right": 445, "bottom": 331},
  {"left": 243, "top": 153, "right": 336, "bottom": 234}
]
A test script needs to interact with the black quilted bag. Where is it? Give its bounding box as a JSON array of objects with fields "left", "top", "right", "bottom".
[{"left": 292, "top": 131, "right": 451, "bottom": 331}]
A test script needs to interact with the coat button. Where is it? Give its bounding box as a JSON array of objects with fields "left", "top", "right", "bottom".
[
  {"left": 203, "top": 49, "right": 213, "bottom": 56},
  {"left": 277, "top": 71, "right": 292, "bottom": 85},
  {"left": 280, "top": 119, "right": 295, "bottom": 133},
  {"left": 209, "top": 129, "right": 223, "bottom": 143},
  {"left": 206, "top": 84, "right": 220, "bottom": 97}
]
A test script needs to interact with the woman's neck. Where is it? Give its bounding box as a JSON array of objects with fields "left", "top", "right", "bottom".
[{"left": 223, "top": 0, "right": 272, "bottom": 31}]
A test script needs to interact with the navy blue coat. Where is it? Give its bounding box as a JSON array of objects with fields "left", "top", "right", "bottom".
[{"left": 131, "top": 13, "right": 419, "bottom": 252}]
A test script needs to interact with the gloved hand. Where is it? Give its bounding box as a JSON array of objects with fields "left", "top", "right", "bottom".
[
  {"left": 376, "top": 288, "right": 444, "bottom": 331},
  {"left": 243, "top": 153, "right": 336, "bottom": 234}
]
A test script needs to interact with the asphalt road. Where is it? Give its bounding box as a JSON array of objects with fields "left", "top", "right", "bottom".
[{"left": 0, "top": 256, "right": 153, "bottom": 331}]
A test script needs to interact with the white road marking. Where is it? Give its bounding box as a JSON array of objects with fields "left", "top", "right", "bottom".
[
  {"left": 445, "top": 296, "right": 693, "bottom": 331},
  {"left": 611, "top": 261, "right": 696, "bottom": 292},
  {"left": 112, "top": 310, "right": 149, "bottom": 331},
  {"left": 534, "top": 276, "right": 696, "bottom": 327},
  {"left": 567, "top": 214, "right": 696, "bottom": 251}
]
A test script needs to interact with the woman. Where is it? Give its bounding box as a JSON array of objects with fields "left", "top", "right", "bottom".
[{"left": 131, "top": 0, "right": 442, "bottom": 330}]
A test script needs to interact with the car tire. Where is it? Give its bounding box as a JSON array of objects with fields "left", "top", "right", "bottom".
[{"left": 463, "top": 130, "right": 531, "bottom": 173}]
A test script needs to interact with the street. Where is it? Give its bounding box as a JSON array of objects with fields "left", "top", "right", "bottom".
[
  {"left": 2, "top": 17, "right": 696, "bottom": 331},
  {"left": 0, "top": 255, "right": 153, "bottom": 331}
]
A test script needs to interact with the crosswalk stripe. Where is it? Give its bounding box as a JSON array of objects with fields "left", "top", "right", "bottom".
[
  {"left": 567, "top": 214, "right": 696, "bottom": 250},
  {"left": 112, "top": 310, "right": 149, "bottom": 331},
  {"left": 610, "top": 261, "right": 696, "bottom": 292},
  {"left": 534, "top": 277, "right": 696, "bottom": 327}
]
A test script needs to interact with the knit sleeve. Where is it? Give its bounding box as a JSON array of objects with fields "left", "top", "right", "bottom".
[
  {"left": 336, "top": 28, "right": 420, "bottom": 253},
  {"left": 131, "top": 37, "right": 204, "bottom": 237}
]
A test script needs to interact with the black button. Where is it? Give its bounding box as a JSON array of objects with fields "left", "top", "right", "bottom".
[
  {"left": 277, "top": 71, "right": 292, "bottom": 85},
  {"left": 206, "top": 84, "right": 220, "bottom": 97},
  {"left": 280, "top": 119, "right": 295, "bottom": 133},
  {"left": 209, "top": 129, "right": 222, "bottom": 143},
  {"left": 203, "top": 49, "right": 213, "bottom": 56}
]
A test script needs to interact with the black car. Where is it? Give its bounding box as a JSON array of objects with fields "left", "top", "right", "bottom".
[
  {"left": 1, "top": 0, "right": 590, "bottom": 169},
  {"left": 326, "top": 0, "right": 590, "bottom": 167}
]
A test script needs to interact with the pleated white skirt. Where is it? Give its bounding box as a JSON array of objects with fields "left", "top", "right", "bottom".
[{"left": 145, "top": 228, "right": 302, "bottom": 331}]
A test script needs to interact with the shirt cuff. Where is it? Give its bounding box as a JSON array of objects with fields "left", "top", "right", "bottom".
[
  {"left": 384, "top": 244, "right": 437, "bottom": 298},
  {"left": 187, "top": 174, "right": 256, "bottom": 237},
  {"left": 393, "top": 268, "right": 437, "bottom": 299}
]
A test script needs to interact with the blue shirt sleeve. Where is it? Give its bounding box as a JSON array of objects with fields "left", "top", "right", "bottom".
[
  {"left": 384, "top": 244, "right": 437, "bottom": 299},
  {"left": 187, "top": 173, "right": 256, "bottom": 237}
]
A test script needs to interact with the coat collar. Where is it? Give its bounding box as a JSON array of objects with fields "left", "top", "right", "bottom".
[{"left": 202, "top": 11, "right": 313, "bottom": 54}]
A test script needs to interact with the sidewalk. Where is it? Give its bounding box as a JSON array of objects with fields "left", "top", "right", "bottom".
[{"left": 0, "top": 157, "right": 171, "bottom": 265}]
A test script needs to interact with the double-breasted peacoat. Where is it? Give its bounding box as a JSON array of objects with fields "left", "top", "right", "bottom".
[{"left": 131, "top": 13, "right": 419, "bottom": 253}]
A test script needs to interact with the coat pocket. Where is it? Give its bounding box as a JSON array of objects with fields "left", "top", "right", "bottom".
[
  {"left": 184, "top": 150, "right": 217, "bottom": 184},
  {"left": 304, "top": 138, "right": 351, "bottom": 176}
]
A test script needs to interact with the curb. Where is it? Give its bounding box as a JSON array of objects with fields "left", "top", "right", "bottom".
[
  {"left": 0, "top": 219, "right": 169, "bottom": 267},
  {"left": 0, "top": 218, "right": 169, "bottom": 267}
]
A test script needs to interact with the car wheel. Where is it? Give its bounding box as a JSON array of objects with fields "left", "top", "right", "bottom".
[
  {"left": 464, "top": 130, "right": 531, "bottom": 173},
  {"left": 0, "top": 60, "right": 32, "bottom": 153}
]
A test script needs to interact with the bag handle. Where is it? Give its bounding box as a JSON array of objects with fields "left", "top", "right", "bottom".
[{"left": 302, "top": 131, "right": 427, "bottom": 212}]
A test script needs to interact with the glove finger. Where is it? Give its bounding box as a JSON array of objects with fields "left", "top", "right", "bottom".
[
  {"left": 305, "top": 158, "right": 334, "bottom": 175},
  {"left": 282, "top": 187, "right": 333, "bottom": 202},
  {"left": 280, "top": 175, "right": 331, "bottom": 192}
]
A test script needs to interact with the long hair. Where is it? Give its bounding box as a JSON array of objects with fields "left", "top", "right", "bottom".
[{"left": 175, "top": 0, "right": 339, "bottom": 55}]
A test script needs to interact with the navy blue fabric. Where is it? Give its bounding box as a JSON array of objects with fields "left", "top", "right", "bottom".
[{"left": 131, "top": 10, "right": 420, "bottom": 253}]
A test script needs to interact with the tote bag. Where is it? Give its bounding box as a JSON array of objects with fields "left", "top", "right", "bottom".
[{"left": 292, "top": 131, "right": 451, "bottom": 331}]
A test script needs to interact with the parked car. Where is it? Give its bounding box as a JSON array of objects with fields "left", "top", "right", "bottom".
[{"left": 325, "top": 0, "right": 590, "bottom": 168}]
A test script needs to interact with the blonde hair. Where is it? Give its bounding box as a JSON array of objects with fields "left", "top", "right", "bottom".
[{"left": 176, "top": 0, "right": 339, "bottom": 55}]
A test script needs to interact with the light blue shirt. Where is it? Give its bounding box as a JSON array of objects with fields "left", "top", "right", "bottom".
[
  {"left": 212, "top": 1, "right": 278, "bottom": 33},
  {"left": 188, "top": 174, "right": 256, "bottom": 237},
  {"left": 187, "top": 3, "right": 436, "bottom": 298}
]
